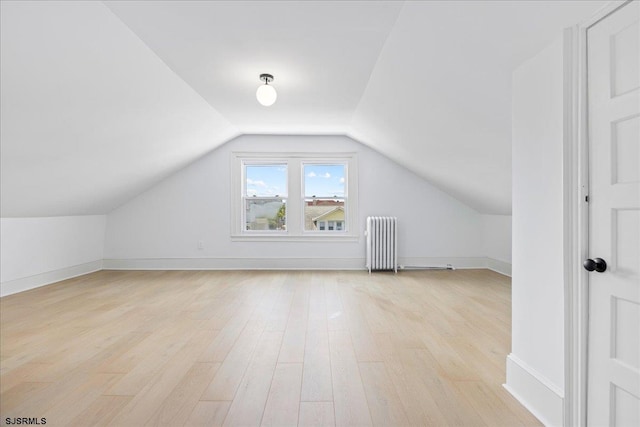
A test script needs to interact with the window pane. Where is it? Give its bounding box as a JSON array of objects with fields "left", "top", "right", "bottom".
[
  {"left": 246, "top": 165, "right": 287, "bottom": 197},
  {"left": 304, "top": 198, "right": 345, "bottom": 231},
  {"left": 304, "top": 164, "right": 345, "bottom": 198},
  {"left": 246, "top": 199, "right": 286, "bottom": 231}
]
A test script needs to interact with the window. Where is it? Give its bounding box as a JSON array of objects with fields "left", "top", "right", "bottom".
[
  {"left": 243, "top": 164, "right": 287, "bottom": 231},
  {"left": 231, "top": 152, "right": 357, "bottom": 241},
  {"left": 304, "top": 163, "right": 346, "bottom": 232}
]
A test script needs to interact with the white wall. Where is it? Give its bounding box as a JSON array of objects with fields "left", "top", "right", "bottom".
[
  {"left": 481, "top": 214, "right": 512, "bottom": 276},
  {"left": 0, "top": 215, "right": 106, "bottom": 296},
  {"left": 507, "top": 35, "right": 566, "bottom": 426},
  {"left": 104, "top": 135, "right": 484, "bottom": 269}
]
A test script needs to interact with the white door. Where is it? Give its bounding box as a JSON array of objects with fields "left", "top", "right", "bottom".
[{"left": 587, "top": 1, "right": 640, "bottom": 426}]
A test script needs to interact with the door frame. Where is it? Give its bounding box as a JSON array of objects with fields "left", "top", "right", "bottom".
[{"left": 564, "top": 1, "right": 633, "bottom": 426}]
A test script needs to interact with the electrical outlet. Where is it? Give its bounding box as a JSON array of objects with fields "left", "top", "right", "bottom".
[{"left": 197, "top": 240, "right": 204, "bottom": 250}]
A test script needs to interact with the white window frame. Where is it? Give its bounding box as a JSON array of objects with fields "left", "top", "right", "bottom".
[
  {"left": 301, "top": 160, "right": 349, "bottom": 235},
  {"left": 242, "top": 161, "right": 288, "bottom": 234},
  {"left": 231, "top": 152, "right": 358, "bottom": 242}
]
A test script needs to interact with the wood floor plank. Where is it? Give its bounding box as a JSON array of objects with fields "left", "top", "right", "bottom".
[
  {"left": 325, "top": 283, "right": 347, "bottom": 332},
  {"left": 198, "top": 305, "right": 256, "bottom": 363},
  {"left": 184, "top": 401, "right": 231, "bottom": 427},
  {"left": 452, "top": 380, "right": 528, "bottom": 427},
  {"left": 345, "top": 302, "right": 382, "bottom": 363},
  {"left": 407, "top": 348, "right": 487, "bottom": 426},
  {"left": 5, "top": 365, "right": 121, "bottom": 420},
  {"left": 384, "top": 345, "right": 449, "bottom": 426},
  {"left": 300, "top": 323, "right": 333, "bottom": 402},
  {"left": 261, "top": 363, "right": 303, "bottom": 427},
  {"left": 145, "top": 362, "right": 221, "bottom": 426},
  {"left": 298, "top": 401, "right": 335, "bottom": 427},
  {"left": 0, "top": 362, "right": 54, "bottom": 393},
  {"left": 43, "top": 373, "right": 123, "bottom": 426},
  {"left": 68, "top": 395, "right": 133, "bottom": 427},
  {"left": 105, "top": 326, "right": 201, "bottom": 396},
  {"left": 222, "top": 330, "right": 283, "bottom": 426},
  {"left": 200, "top": 320, "right": 266, "bottom": 401},
  {"left": 328, "top": 330, "right": 373, "bottom": 427},
  {"left": 278, "top": 286, "right": 309, "bottom": 363},
  {"left": 0, "top": 382, "right": 52, "bottom": 416},
  {"left": 358, "top": 361, "right": 410, "bottom": 426},
  {"left": 0, "top": 269, "right": 541, "bottom": 427},
  {"left": 109, "top": 329, "right": 214, "bottom": 426}
]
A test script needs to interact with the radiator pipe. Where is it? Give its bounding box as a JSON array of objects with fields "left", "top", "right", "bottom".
[{"left": 399, "top": 264, "right": 455, "bottom": 270}]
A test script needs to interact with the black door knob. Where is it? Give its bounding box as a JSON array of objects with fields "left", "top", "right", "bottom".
[{"left": 583, "top": 258, "right": 607, "bottom": 273}]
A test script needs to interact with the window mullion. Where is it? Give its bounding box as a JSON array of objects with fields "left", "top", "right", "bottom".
[{"left": 286, "top": 160, "right": 302, "bottom": 234}]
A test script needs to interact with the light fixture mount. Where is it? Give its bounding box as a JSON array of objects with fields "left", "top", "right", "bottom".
[{"left": 259, "top": 73, "right": 274, "bottom": 84}]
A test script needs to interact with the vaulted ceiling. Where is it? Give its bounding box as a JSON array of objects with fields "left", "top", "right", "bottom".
[{"left": 0, "top": 1, "right": 607, "bottom": 217}]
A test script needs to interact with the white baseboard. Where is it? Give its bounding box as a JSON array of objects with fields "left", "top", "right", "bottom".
[
  {"left": 486, "top": 257, "right": 512, "bottom": 276},
  {"left": 103, "top": 257, "right": 366, "bottom": 270},
  {"left": 399, "top": 256, "right": 487, "bottom": 269},
  {"left": 504, "top": 353, "right": 564, "bottom": 427},
  {"left": 0, "top": 260, "right": 103, "bottom": 297},
  {"left": 102, "top": 256, "right": 490, "bottom": 271}
]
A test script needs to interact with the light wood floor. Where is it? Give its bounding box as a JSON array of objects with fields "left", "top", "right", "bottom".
[{"left": 0, "top": 269, "right": 541, "bottom": 427}]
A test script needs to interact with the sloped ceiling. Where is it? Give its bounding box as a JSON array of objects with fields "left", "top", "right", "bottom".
[
  {"left": 0, "top": 1, "right": 608, "bottom": 217},
  {"left": 0, "top": 1, "right": 238, "bottom": 217}
]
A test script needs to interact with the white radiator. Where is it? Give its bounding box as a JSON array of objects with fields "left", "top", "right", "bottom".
[{"left": 366, "top": 216, "right": 398, "bottom": 273}]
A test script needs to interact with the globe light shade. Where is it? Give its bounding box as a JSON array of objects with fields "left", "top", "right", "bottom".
[{"left": 256, "top": 84, "right": 277, "bottom": 106}]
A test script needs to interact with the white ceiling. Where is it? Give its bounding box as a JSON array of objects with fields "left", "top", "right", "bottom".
[
  {"left": 1, "top": 1, "right": 608, "bottom": 217},
  {"left": 105, "top": 1, "right": 404, "bottom": 134}
]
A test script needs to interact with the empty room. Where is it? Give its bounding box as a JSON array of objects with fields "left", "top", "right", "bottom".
[{"left": 1, "top": 1, "right": 638, "bottom": 426}]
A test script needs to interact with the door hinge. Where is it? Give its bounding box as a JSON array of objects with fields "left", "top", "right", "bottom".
[{"left": 585, "top": 195, "right": 589, "bottom": 203}]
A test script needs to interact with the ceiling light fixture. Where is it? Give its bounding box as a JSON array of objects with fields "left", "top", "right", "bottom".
[{"left": 256, "top": 73, "right": 277, "bottom": 106}]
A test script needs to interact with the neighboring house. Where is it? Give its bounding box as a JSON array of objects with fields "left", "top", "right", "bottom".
[
  {"left": 246, "top": 199, "right": 345, "bottom": 232},
  {"left": 304, "top": 202, "right": 344, "bottom": 231},
  {"left": 312, "top": 207, "right": 344, "bottom": 231},
  {"left": 246, "top": 200, "right": 286, "bottom": 231}
]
